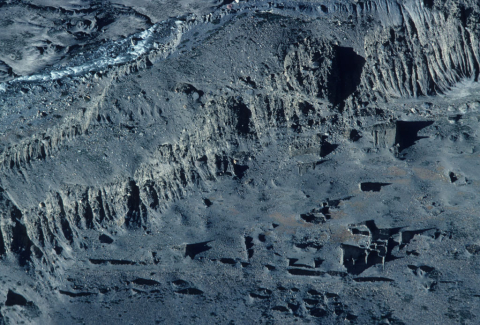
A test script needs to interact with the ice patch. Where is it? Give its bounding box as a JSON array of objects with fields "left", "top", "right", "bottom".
[{"left": 5, "top": 20, "right": 183, "bottom": 85}]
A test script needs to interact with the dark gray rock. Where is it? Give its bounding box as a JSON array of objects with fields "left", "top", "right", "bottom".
[{"left": 0, "top": 0, "right": 480, "bottom": 324}]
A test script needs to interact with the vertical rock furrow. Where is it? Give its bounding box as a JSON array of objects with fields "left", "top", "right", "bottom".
[
  {"left": 0, "top": 124, "right": 85, "bottom": 170},
  {"left": 0, "top": 192, "right": 41, "bottom": 266},
  {"left": 363, "top": 0, "right": 480, "bottom": 98}
]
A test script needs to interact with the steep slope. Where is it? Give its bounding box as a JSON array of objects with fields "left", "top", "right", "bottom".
[{"left": 0, "top": 0, "right": 479, "bottom": 324}]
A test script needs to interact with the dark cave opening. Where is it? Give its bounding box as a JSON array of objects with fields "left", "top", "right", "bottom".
[
  {"left": 332, "top": 47, "right": 366, "bottom": 107},
  {"left": 395, "top": 120, "right": 434, "bottom": 153}
]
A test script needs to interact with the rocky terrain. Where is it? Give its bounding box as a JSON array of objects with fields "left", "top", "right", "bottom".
[{"left": 0, "top": 0, "right": 480, "bottom": 323}]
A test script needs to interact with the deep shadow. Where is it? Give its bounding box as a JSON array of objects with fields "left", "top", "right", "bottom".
[
  {"left": 59, "top": 290, "right": 95, "bottom": 297},
  {"left": 185, "top": 241, "right": 212, "bottom": 259},
  {"left": 360, "top": 182, "right": 391, "bottom": 192},
  {"left": 314, "top": 258, "right": 323, "bottom": 268},
  {"left": 249, "top": 288, "right": 272, "bottom": 299},
  {"left": 174, "top": 83, "right": 204, "bottom": 97},
  {"left": 341, "top": 242, "right": 401, "bottom": 275},
  {"left": 5, "top": 290, "right": 28, "bottom": 306},
  {"left": 362, "top": 220, "right": 403, "bottom": 241},
  {"left": 294, "top": 241, "right": 323, "bottom": 250},
  {"left": 353, "top": 277, "right": 394, "bottom": 282},
  {"left": 349, "top": 129, "right": 362, "bottom": 142},
  {"left": 395, "top": 121, "right": 434, "bottom": 153},
  {"left": 172, "top": 279, "right": 189, "bottom": 287},
  {"left": 219, "top": 0, "right": 236, "bottom": 6},
  {"left": 203, "top": 198, "right": 213, "bottom": 207},
  {"left": 125, "top": 180, "right": 148, "bottom": 228},
  {"left": 99, "top": 234, "right": 114, "bottom": 244},
  {"left": 89, "top": 259, "right": 136, "bottom": 265},
  {"left": 300, "top": 212, "right": 325, "bottom": 224},
  {"left": 131, "top": 278, "right": 161, "bottom": 286},
  {"left": 289, "top": 258, "right": 313, "bottom": 268},
  {"left": 299, "top": 101, "right": 315, "bottom": 115},
  {"left": 230, "top": 98, "right": 252, "bottom": 135},
  {"left": 176, "top": 288, "right": 204, "bottom": 295},
  {"left": 319, "top": 135, "right": 338, "bottom": 158},
  {"left": 310, "top": 307, "right": 328, "bottom": 318},
  {"left": 422, "top": 0, "right": 434, "bottom": 9},
  {"left": 10, "top": 206, "right": 34, "bottom": 267},
  {"left": 245, "top": 236, "right": 254, "bottom": 258},
  {"left": 340, "top": 244, "right": 372, "bottom": 275},
  {"left": 449, "top": 172, "right": 458, "bottom": 183},
  {"left": 320, "top": 142, "right": 338, "bottom": 158},
  {"left": 233, "top": 164, "right": 249, "bottom": 179},
  {"left": 400, "top": 228, "right": 432, "bottom": 249},
  {"left": 220, "top": 258, "right": 236, "bottom": 265},
  {"left": 341, "top": 244, "right": 396, "bottom": 275},
  {"left": 330, "top": 47, "right": 366, "bottom": 107},
  {"left": 287, "top": 269, "right": 324, "bottom": 276}
]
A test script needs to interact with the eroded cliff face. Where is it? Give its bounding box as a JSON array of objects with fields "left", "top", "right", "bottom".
[
  {"left": 0, "top": 0, "right": 480, "bottom": 324},
  {"left": 362, "top": 0, "right": 480, "bottom": 99}
]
